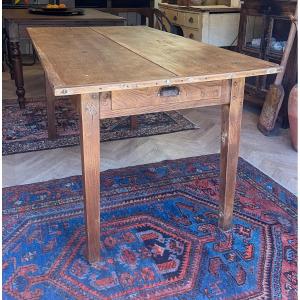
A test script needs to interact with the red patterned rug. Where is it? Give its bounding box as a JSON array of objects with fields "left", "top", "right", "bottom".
[
  {"left": 2, "top": 98, "right": 196, "bottom": 155},
  {"left": 2, "top": 154, "right": 297, "bottom": 299}
]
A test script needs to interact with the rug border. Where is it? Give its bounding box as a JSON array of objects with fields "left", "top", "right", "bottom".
[
  {"left": 3, "top": 154, "right": 297, "bottom": 201},
  {"left": 3, "top": 98, "right": 198, "bottom": 156}
]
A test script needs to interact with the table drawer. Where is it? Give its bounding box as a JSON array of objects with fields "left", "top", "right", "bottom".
[
  {"left": 111, "top": 81, "right": 228, "bottom": 111},
  {"left": 183, "top": 12, "right": 201, "bottom": 29}
]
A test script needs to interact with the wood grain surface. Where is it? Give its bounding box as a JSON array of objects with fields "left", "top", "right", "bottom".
[
  {"left": 27, "top": 26, "right": 281, "bottom": 96},
  {"left": 219, "top": 78, "right": 245, "bottom": 231},
  {"left": 79, "top": 93, "right": 101, "bottom": 263}
]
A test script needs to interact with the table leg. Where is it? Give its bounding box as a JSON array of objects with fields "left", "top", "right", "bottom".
[
  {"left": 218, "top": 78, "right": 245, "bottom": 231},
  {"left": 8, "top": 47, "right": 14, "bottom": 80},
  {"left": 79, "top": 93, "right": 101, "bottom": 263},
  {"left": 130, "top": 115, "right": 138, "bottom": 131},
  {"left": 10, "top": 41, "right": 25, "bottom": 109},
  {"left": 45, "top": 77, "right": 57, "bottom": 139}
]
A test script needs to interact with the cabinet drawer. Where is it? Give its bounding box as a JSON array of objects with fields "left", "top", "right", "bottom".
[
  {"left": 163, "top": 8, "right": 179, "bottom": 25},
  {"left": 176, "top": 11, "right": 185, "bottom": 25},
  {"left": 184, "top": 12, "right": 201, "bottom": 29},
  {"left": 111, "top": 81, "right": 228, "bottom": 111},
  {"left": 182, "top": 27, "right": 201, "bottom": 41}
]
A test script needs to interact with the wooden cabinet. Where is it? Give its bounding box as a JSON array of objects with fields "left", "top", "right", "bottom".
[
  {"left": 183, "top": 12, "right": 201, "bottom": 28},
  {"left": 158, "top": 3, "right": 240, "bottom": 47}
]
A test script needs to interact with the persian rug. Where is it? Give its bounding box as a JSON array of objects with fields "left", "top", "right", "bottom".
[
  {"left": 2, "top": 98, "right": 196, "bottom": 155},
  {"left": 3, "top": 154, "right": 297, "bottom": 300}
]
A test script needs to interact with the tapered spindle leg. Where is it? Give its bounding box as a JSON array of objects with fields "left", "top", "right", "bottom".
[
  {"left": 219, "top": 78, "right": 245, "bottom": 231},
  {"left": 10, "top": 41, "right": 25, "bottom": 108}
]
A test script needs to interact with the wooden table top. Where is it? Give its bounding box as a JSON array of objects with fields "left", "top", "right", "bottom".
[
  {"left": 27, "top": 26, "right": 281, "bottom": 96},
  {"left": 3, "top": 8, "right": 124, "bottom": 22}
]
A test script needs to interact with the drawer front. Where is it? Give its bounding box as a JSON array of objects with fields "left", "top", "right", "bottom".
[
  {"left": 163, "top": 8, "right": 179, "bottom": 25},
  {"left": 176, "top": 11, "right": 185, "bottom": 25},
  {"left": 111, "top": 81, "right": 228, "bottom": 111},
  {"left": 182, "top": 27, "right": 201, "bottom": 41},
  {"left": 183, "top": 12, "right": 201, "bottom": 29}
]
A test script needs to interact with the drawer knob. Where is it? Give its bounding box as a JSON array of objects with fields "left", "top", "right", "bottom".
[
  {"left": 173, "top": 16, "right": 177, "bottom": 21},
  {"left": 189, "top": 33, "right": 194, "bottom": 39},
  {"left": 189, "top": 17, "right": 194, "bottom": 23},
  {"left": 158, "top": 86, "right": 180, "bottom": 97}
]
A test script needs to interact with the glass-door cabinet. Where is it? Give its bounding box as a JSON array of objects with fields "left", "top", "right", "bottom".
[{"left": 236, "top": 0, "right": 297, "bottom": 127}]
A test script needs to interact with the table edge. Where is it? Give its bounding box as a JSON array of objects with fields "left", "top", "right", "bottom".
[
  {"left": 3, "top": 8, "right": 125, "bottom": 22},
  {"left": 51, "top": 66, "right": 282, "bottom": 96}
]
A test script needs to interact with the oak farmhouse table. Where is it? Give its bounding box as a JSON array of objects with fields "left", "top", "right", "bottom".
[
  {"left": 28, "top": 26, "right": 281, "bottom": 263},
  {"left": 3, "top": 8, "right": 125, "bottom": 108}
]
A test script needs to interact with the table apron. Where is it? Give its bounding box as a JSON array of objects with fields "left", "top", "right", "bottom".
[{"left": 95, "top": 80, "right": 231, "bottom": 119}]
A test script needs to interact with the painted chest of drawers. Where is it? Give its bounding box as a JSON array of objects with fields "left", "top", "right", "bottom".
[{"left": 158, "top": 3, "right": 240, "bottom": 47}]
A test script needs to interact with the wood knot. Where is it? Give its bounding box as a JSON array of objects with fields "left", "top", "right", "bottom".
[
  {"left": 221, "top": 132, "right": 227, "bottom": 144},
  {"left": 85, "top": 102, "right": 97, "bottom": 116}
]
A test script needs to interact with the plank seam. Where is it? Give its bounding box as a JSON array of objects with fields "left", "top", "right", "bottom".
[{"left": 89, "top": 27, "right": 179, "bottom": 77}]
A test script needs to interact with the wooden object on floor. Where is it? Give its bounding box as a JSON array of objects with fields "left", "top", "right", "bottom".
[
  {"left": 288, "top": 84, "right": 298, "bottom": 151},
  {"left": 158, "top": 3, "right": 240, "bottom": 46},
  {"left": 236, "top": 0, "right": 297, "bottom": 128},
  {"left": 3, "top": 8, "right": 125, "bottom": 108},
  {"left": 28, "top": 26, "right": 280, "bottom": 263},
  {"left": 258, "top": 5, "right": 297, "bottom": 135}
]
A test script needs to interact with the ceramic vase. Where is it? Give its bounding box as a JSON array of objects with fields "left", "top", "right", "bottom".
[{"left": 288, "top": 84, "right": 298, "bottom": 151}]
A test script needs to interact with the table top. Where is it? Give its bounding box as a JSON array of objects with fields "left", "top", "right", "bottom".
[
  {"left": 3, "top": 8, "right": 124, "bottom": 22},
  {"left": 27, "top": 26, "right": 281, "bottom": 96}
]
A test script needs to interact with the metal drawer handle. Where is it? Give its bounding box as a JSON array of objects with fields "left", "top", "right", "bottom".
[
  {"left": 189, "top": 33, "right": 194, "bottom": 39},
  {"left": 158, "top": 86, "right": 180, "bottom": 97},
  {"left": 189, "top": 17, "right": 194, "bottom": 23}
]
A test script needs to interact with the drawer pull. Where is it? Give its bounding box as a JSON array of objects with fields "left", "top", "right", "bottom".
[
  {"left": 158, "top": 86, "right": 180, "bottom": 97},
  {"left": 189, "top": 17, "right": 194, "bottom": 23},
  {"left": 173, "top": 16, "right": 177, "bottom": 21},
  {"left": 189, "top": 33, "right": 194, "bottom": 39}
]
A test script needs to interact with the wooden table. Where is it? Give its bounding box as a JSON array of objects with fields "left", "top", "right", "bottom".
[
  {"left": 3, "top": 9, "right": 125, "bottom": 108},
  {"left": 28, "top": 26, "right": 280, "bottom": 263}
]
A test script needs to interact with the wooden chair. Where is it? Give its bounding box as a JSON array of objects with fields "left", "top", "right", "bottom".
[{"left": 152, "top": 8, "right": 178, "bottom": 34}]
